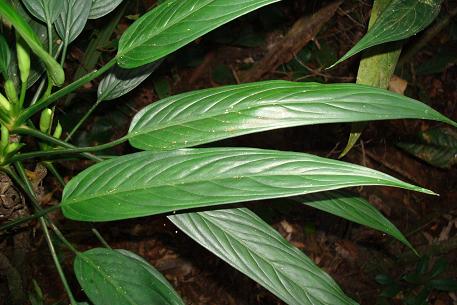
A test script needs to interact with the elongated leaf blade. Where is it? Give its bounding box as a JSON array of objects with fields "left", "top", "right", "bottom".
[
  {"left": 55, "top": 0, "right": 91, "bottom": 45},
  {"left": 98, "top": 61, "right": 160, "bottom": 102},
  {"left": 22, "top": 0, "right": 64, "bottom": 24},
  {"left": 74, "top": 248, "right": 184, "bottom": 305},
  {"left": 294, "top": 191, "right": 413, "bottom": 250},
  {"left": 0, "top": 0, "right": 64, "bottom": 85},
  {"left": 89, "top": 0, "right": 123, "bottom": 19},
  {"left": 61, "top": 148, "right": 434, "bottom": 222},
  {"left": 170, "top": 208, "right": 358, "bottom": 305},
  {"left": 128, "top": 81, "right": 457, "bottom": 151},
  {"left": 331, "top": 0, "right": 442, "bottom": 67},
  {"left": 116, "top": 0, "right": 279, "bottom": 68},
  {"left": 0, "top": 35, "right": 11, "bottom": 77}
]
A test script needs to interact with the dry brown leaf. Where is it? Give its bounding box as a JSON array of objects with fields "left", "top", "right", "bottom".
[{"left": 389, "top": 75, "right": 408, "bottom": 95}]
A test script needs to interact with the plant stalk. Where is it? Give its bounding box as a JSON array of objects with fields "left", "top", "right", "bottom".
[
  {"left": 13, "top": 126, "right": 107, "bottom": 162},
  {"left": 11, "top": 163, "right": 78, "bottom": 305},
  {"left": 16, "top": 57, "right": 117, "bottom": 125},
  {"left": 340, "top": 0, "right": 402, "bottom": 157},
  {"left": 65, "top": 99, "right": 102, "bottom": 141}
]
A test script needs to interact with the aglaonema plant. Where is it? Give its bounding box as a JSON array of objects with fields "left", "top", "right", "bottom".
[{"left": 0, "top": 0, "right": 449, "bottom": 304}]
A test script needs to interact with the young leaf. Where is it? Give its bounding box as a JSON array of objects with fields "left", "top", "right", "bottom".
[
  {"left": 60, "top": 148, "right": 434, "bottom": 222},
  {"left": 116, "top": 0, "right": 279, "bottom": 68},
  {"left": 74, "top": 248, "right": 184, "bottom": 305},
  {"left": 128, "top": 80, "right": 457, "bottom": 151},
  {"left": 97, "top": 61, "right": 160, "bottom": 102},
  {"left": 331, "top": 0, "right": 442, "bottom": 67},
  {"left": 0, "top": 35, "right": 11, "bottom": 77},
  {"left": 0, "top": 0, "right": 64, "bottom": 85},
  {"left": 55, "top": 0, "right": 91, "bottom": 45},
  {"left": 22, "top": 0, "right": 64, "bottom": 24},
  {"left": 294, "top": 191, "right": 413, "bottom": 250},
  {"left": 170, "top": 208, "right": 359, "bottom": 305},
  {"left": 88, "top": 0, "right": 123, "bottom": 19}
]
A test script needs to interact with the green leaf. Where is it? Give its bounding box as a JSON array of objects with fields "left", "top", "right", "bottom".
[
  {"left": 89, "top": 0, "right": 123, "bottom": 19},
  {"left": 97, "top": 61, "right": 160, "bottom": 102},
  {"left": 0, "top": 34, "right": 11, "bottom": 77},
  {"left": 339, "top": 0, "right": 403, "bottom": 158},
  {"left": 397, "top": 126, "right": 457, "bottom": 168},
  {"left": 61, "top": 147, "right": 434, "bottom": 222},
  {"left": 0, "top": 0, "right": 64, "bottom": 85},
  {"left": 55, "top": 0, "right": 92, "bottom": 45},
  {"left": 128, "top": 80, "right": 456, "bottom": 151},
  {"left": 331, "top": 0, "right": 442, "bottom": 68},
  {"left": 74, "top": 248, "right": 184, "bottom": 305},
  {"left": 170, "top": 208, "right": 358, "bottom": 305},
  {"left": 22, "top": 0, "right": 64, "bottom": 24},
  {"left": 294, "top": 191, "right": 413, "bottom": 250},
  {"left": 7, "top": 0, "right": 60, "bottom": 88},
  {"left": 116, "top": 0, "right": 279, "bottom": 68}
]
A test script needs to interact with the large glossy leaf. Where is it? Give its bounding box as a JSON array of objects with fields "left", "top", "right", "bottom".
[
  {"left": 55, "top": 0, "right": 91, "bottom": 45},
  {"left": 294, "top": 191, "right": 413, "bottom": 249},
  {"left": 0, "top": 35, "right": 10, "bottom": 77},
  {"left": 170, "top": 208, "right": 358, "bottom": 305},
  {"left": 74, "top": 248, "right": 184, "bottom": 305},
  {"left": 97, "top": 61, "right": 160, "bottom": 102},
  {"left": 22, "top": 0, "right": 64, "bottom": 24},
  {"left": 128, "top": 81, "right": 457, "bottom": 151},
  {"left": 61, "top": 148, "right": 434, "bottom": 222},
  {"left": 331, "top": 0, "right": 442, "bottom": 67},
  {"left": 88, "top": 0, "right": 123, "bottom": 19},
  {"left": 0, "top": 0, "right": 64, "bottom": 85},
  {"left": 116, "top": 0, "right": 279, "bottom": 68}
]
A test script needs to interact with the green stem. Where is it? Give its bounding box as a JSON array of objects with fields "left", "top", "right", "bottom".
[
  {"left": 60, "top": 42, "right": 68, "bottom": 67},
  {"left": 39, "top": 217, "right": 78, "bottom": 305},
  {"left": 44, "top": 78, "right": 53, "bottom": 99},
  {"left": 13, "top": 126, "right": 107, "bottom": 162},
  {"left": 18, "top": 81, "right": 27, "bottom": 110},
  {"left": 66, "top": 99, "right": 102, "bottom": 141},
  {"left": 9, "top": 165, "right": 78, "bottom": 256},
  {"left": 339, "top": 0, "right": 401, "bottom": 158},
  {"left": 91, "top": 228, "right": 112, "bottom": 249},
  {"left": 16, "top": 57, "right": 117, "bottom": 126},
  {"left": 44, "top": 161, "right": 66, "bottom": 187},
  {"left": 9, "top": 136, "right": 127, "bottom": 162},
  {"left": 0, "top": 204, "right": 60, "bottom": 232},
  {"left": 46, "top": 21, "right": 53, "bottom": 54},
  {"left": 12, "top": 162, "right": 78, "bottom": 305}
]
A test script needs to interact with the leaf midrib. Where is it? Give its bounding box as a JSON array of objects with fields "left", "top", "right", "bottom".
[
  {"left": 63, "top": 165, "right": 394, "bottom": 206},
  {"left": 130, "top": 87, "right": 417, "bottom": 139},
  {"left": 180, "top": 211, "right": 356, "bottom": 305},
  {"left": 77, "top": 252, "right": 140, "bottom": 305},
  {"left": 118, "top": 0, "right": 215, "bottom": 56}
]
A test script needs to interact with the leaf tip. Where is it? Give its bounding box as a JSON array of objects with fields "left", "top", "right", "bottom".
[{"left": 418, "top": 187, "right": 439, "bottom": 196}]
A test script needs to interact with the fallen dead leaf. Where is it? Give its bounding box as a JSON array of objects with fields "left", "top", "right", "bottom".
[{"left": 389, "top": 75, "right": 408, "bottom": 95}]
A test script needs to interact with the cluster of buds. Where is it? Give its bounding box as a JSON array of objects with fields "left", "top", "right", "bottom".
[
  {"left": 0, "top": 37, "right": 31, "bottom": 124},
  {"left": 39, "top": 108, "right": 62, "bottom": 151}
]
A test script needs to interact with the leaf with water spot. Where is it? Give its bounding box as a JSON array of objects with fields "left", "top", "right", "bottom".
[
  {"left": 61, "top": 147, "right": 435, "bottom": 222},
  {"left": 128, "top": 81, "right": 456, "bottom": 151}
]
